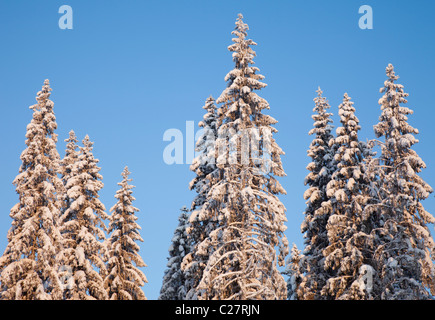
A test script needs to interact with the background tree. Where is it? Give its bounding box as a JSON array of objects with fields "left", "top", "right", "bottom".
[
  {"left": 182, "top": 96, "right": 220, "bottom": 299},
  {"left": 60, "top": 130, "right": 79, "bottom": 188},
  {"left": 321, "top": 93, "right": 377, "bottom": 299},
  {"left": 298, "top": 88, "right": 335, "bottom": 300},
  {"left": 57, "top": 135, "right": 108, "bottom": 300},
  {"left": 59, "top": 130, "right": 79, "bottom": 228},
  {"left": 284, "top": 244, "right": 303, "bottom": 300},
  {"left": 160, "top": 206, "right": 191, "bottom": 300}
]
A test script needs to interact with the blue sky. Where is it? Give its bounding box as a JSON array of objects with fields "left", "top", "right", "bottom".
[{"left": 0, "top": 0, "right": 434, "bottom": 299}]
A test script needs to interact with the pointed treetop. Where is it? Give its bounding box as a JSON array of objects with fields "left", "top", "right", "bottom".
[
  {"left": 64, "top": 130, "right": 79, "bottom": 160},
  {"left": 376, "top": 64, "right": 411, "bottom": 139},
  {"left": 40, "top": 78, "right": 52, "bottom": 95},
  {"left": 121, "top": 166, "right": 131, "bottom": 180},
  {"left": 31, "top": 79, "right": 53, "bottom": 110},
  {"left": 386, "top": 63, "right": 399, "bottom": 81},
  {"left": 203, "top": 95, "right": 216, "bottom": 112},
  {"left": 233, "top": 13, "right": 249, "bottom": 36},
  {"left": 316, "top": 86, "right": 323, "bottom": 97},
  {"left": 226, "top": 13, "right": 258, "bottom": 72},
  {"left": 339, "top": 93, "right": 355, "bottom": 112},
  {"left": 337, "top": 93, "right": 359, "bottom": 131},
  {"left": 66, "top": 130, "right": 78, "bottom": 142},
  {"left": 313, "top": 87, "right": 331, "bottom": 115},
  {"left": 40, "top": 79, "right": 51, "bottom": 94},
  {"left": 83, "top": 134, "right": 94, "bottom": 148}
]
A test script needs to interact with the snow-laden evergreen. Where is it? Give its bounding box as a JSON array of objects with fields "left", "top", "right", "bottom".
[
  {"left": 60, "top": 130, "right": 80, "bottom": 223},
  {"left": 0, "top": 80, "right": 64, "bottom": 300},
  {"left": 182, "top": 96, "right": 219, "bottom": 299},
  {"left": 61, "top": 130, "right": 80, "bottom": 187},
  {"left": 321, "top": 93, "right": 377, "bottom": 299},
  {"left": 105, "top": 167, "right": 147, "bottom": 300},
  {"left": 160, "top": 206, "right": 191, "bottom": 300},
  {"left": 57, "top": 135, "right": 108, "bottom": 300},
  {"left": 284, "top": 244, "right": 303, "bottom": 300},
  {"left": 372, "top": 64, "right": 435, "bottom": 299},
  {"left": 189, "top": 96, "right": 219, "bottom": 214},
  {"left": 192, "top": 14, "right": 288, "bottom": 300},
  {"left": 297, "top": 88, "right": 335, "bottom": 300}
]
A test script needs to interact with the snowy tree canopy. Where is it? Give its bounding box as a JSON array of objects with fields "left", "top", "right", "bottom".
[
  {"left": 1, "top": 16, "right": 435, "bottom": 303},
  {"left": 105, "top": 167, "right": 147, "bottom": 300}
]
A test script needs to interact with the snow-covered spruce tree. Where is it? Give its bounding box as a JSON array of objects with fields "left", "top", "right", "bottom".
[
  {"left": 189, "top": 96, "right": 219, "bottom": 214},
  {"left": 182, "top": 96, "right": 219, "bottom": 299},
  {"left": 0, "top": 80, "right": 64, "bottom": 300},
  {"left": 193, "top": 14, "right": 288, "bottom": 300},
  {"left": 60, "top": 130, "right": 79, "bottom": 216},
  {"left": 61, "top": 130, "right": 79, "bottom": 184},
  {"left": 105, "top": 167, "right": 147, "bottom": 300},
  {"left": 284, "top": 244, "right": 303, "bottom": 300},
  {"left": 57, "top": 135, "right": 109, "bottom": 300},
  {"left": 373, "top": 64, "right": 435, "bottom": 299},
  {"left": 321, "top": 93, "right": 378, "bottom": 300},
  {"left": 297, "top": 88, "right": 335, "bottom": 300},
  {"left": 160, "top": 206, "right": 191, "bottom": 300}
]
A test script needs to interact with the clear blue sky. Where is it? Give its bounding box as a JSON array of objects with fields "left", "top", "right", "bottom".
[{"left": 0, "top": 0, "right": 434, "bottom": 299}]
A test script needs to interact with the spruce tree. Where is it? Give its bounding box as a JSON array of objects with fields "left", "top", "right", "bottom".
[
  {"left": 105, "top": 167, "right": 147, "bottom": 300},
  {"left": 57, "top": 135, "right": 108, "bottom": 300},
  {"left": 298, "top": 88, "right": 335, "bottom": 300},
  {"left": 321, "top": 93, "right": 377, "bottom": 299},
  {"left": 182, "top": 96, "right": 219, "bottom": 299},
  {"left": 284, "top": 244, "right": 303, "bottom": 300},
  {"left": 194, "top": 14, "right": 288, "bottom": 300},
  {"left": 0, "top": 80, "right": 64, "bottom": 300},
  {"left": 61, "top": 130, "right": 79, "bottom": 186},
  {"left": 373, "top": 64, "right": 435, "bottom": 299},
  {"left": 60, "top": 130, "right": 79, "bottom": 224},
  {"left": 160, "top": 206, "right": 191, "bottom": 300}
]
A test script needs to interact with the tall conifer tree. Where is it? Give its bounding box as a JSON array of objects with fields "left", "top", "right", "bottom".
[
  {"left": 192, "top": 14, "right": 288, "bottom": 300},
  {"left": 298, "top": 88, "right": 335, "bottom": 300},
  {"left": 0, "top": 80, "right": 64, "bottom": 300},
  {"left": 373, "top": 64, "right": 435, "bottom": 299},
  {"left": 105, "top": 167, "right": 147, "bottom": 300},
  {"left": 182, "top": 96, "right": 219, "bottom": 299},
  {"left": 57, "top": 135, "right": 108, "bottom": 300},
  {"left": 322, "top": 93, "right": 377, "bottom": 299}
]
